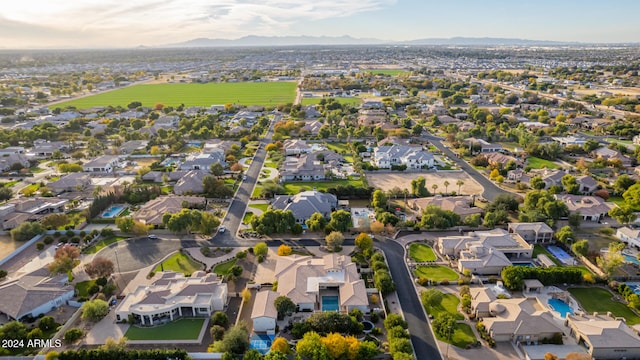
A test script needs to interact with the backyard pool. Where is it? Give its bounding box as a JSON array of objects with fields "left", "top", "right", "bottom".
[
  {"left": 322, "top": 296, "right": 339, "bottom": 312},
  {"left": 512, "top": 262, "right": 534, "bottom": 267},
  {"left": 548, "top": 298, "right": 574, "bottom": 318},
  {"left": 102, "top": 205, "right": 126, "bottom": 218},
  {"left": 624, "top": 254, "right": 640, "bottom": 266}
]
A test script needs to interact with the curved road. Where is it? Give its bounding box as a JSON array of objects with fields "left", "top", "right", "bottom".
[
  {"left": 97, "top": 238, "right": 182, "bottom": 273},
  {"left": 376, "top": 239, "right": 442, "bottom": 360},
  {"left": 423, "top": 133, "right": 514, "bottom": 201}
]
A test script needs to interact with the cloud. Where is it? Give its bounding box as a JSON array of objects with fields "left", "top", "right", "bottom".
[{"left": 0, "top": 0, "right": 396, "bottom": 47}]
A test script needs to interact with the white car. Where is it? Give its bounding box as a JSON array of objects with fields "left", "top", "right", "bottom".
[
  {"left": 219, "top": 226, "right": 226, "bottom": 233},
  {"left": 148, "top": 234, "right": 158, "bottom": 240}
]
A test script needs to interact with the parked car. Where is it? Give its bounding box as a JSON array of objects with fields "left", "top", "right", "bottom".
[
  {"left": 219, "top": 226, "right": 226, "bottom": 233},
  {"left": 148, "top": 234, "right": 158, "bottom": 240}
]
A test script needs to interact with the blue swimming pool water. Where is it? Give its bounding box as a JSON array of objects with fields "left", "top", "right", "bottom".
[
  {"left": 624, "top": 254, "right": 640, "bottom": 266},
  {"left": 250, "top": 333, "right": 275, "bottom": 354},
  {"left": 102, "top": 205, "right": 125, "bottom": 218},
  {"left": 548, "top": 298, "right": 574, "bottom": 318},
  {"left": 322, "top": 296, "right": 339, "bottom": 312},
  {"left": 513, "top": 263, "right": 534, "bottom": 267}
]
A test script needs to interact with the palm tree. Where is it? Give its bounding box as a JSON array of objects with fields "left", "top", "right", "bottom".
[
  {"left": 443, "top": 181, "right": 450, "bottom": 195},
  {"left": 432, "top": 184, "right": 438, "bottom": 195},
  {"left": 456, "top": 180, "right": 464, "bottom": 195}
]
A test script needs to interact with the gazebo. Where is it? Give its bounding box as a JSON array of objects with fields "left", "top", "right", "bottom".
[{"left": 523, "top": 279, "right": 544, "bottom": 293}]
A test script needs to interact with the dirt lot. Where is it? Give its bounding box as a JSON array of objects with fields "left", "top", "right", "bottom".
[{"left": 366, "top": 171, "right": 484, "bottom": 195}]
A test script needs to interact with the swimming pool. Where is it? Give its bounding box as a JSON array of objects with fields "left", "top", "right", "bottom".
[
  {"left": 547, "top": 246, "right": 575, "bottom": 265},
  {"left": 624, "top": 254, "right": 640, "bottom": 266},
  {"left": 250, "top": 333, "right": 274, "bottom": 354},
  {"left": 548, "top": 298, "right": 574, "bottom": 318},
  {"left": 322, "top": 296, "right": 339, "bottom": 312},
  {"left": 102, "top": 205, "right": 126, "bottom": 218},
  {"left": 512, "top": 262, "right": 534, "bottom": 267}
]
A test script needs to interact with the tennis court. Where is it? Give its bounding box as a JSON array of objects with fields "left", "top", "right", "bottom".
[
  {"left": 547, "top": 245, "right": 575, "bottom": 265},
  {"left": 250, "top": 333, "right": 274, "bottom": 354}
]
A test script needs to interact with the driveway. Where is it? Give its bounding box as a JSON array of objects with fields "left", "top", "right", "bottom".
[
  {"left": 96, "top": 238, "right": 182, "bottom": 273},
  {"left": 375, "top": 239, "right": 443, "bottom": 360}
]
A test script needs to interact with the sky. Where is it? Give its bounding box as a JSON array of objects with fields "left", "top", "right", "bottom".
[{"left": 1, "top": 0, "right": 640, "bottom": 48}]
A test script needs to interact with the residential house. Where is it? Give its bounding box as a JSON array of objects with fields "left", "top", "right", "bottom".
[
  {"left": 0, "top": 153, "right": 30, "bottom": 171},
  {"left": 470, "top": 287, "right": 497, "bottom": 318},
  {"left": 436, "top": 229, "right": 533, "bottom": 275},
  {"left": 566, "top": 313, "right": 640, "bottom": 359},
  {"left": 154, "top": 115, "right": 180, "bottom": 127},
  {"left": 0, "top": 268, "right": 74, "bottom": 321},
  {"left": 576, "top": 175, "right": 599, "bottom": 195},
  {"left": 408, "top": 196, "right": 483, "bottom": 221},
  {"left": 141, "top": 170, "right": 187, "bottom": 183},
  {"left": 251, "top": 290, "right": 279, "bottom": 333},
  {"left": 83, "top": 155, "right": 121, "bottom": 173},
  {"left": 134, "top": 195, "right": 206, "bottom": 226},
  {"left": 554, "top": 194, "right": 615, "bottom": 221},
  {"left": 357, "top": 109, "right": 387, "bottom": 126},
  {"left": 0, "top": 146, "right": 25, "bottom": 155},
  {"left": 283, "top": 139, "right": 312, "bottom": 156},
  {"left": 508, "top": 222, "right": 554, "bottom": 244},
  {"left": 616, "top": 227, "right": 640, "bottom": 248},
  {"left": 484, "top": 152, "right": 522, "bottom": 168},
  {"left": 273, "top": 254, "right": 368, "bottom": 313},
  {"left": 591, "top": 147, "right": 633, "bottom": 167},
  {"left": 529, "top": 169, "right": 565, "bottom": 189},
  {"left": 179, "top": 153, "right": 226, "bottom": 171},
  {"left": 115, "top": 271, "right": 227, "bottom": 326},
  {"left": 507, "top": 169, "right": 529, "bottom": 183},
  {"left": 0, "top": 197, "right": 68, "bottom": 230},
  {"left": 301, "top": 121, "right": 324, "bottom": 136},
  {"left": 477, "top": 297, "right": 564, "bottom": 344},
  {"left": 271, "top": 190, "right": 337, "bottom": 224},
  {"left": 28, "top": 140, "right": 68, "bottom": 159},
  {"left": 372, "top": 145, "right": 434, "bottom": 169},
  {"left": 47, "top": 172, "right": 92, "bottom": 194},
  {"left": 465, "top": 138, "right": 503, "bottom": 153},
  {"left": 551, "top": 136, "right": 588, "bottom": 147},
  {"left": 174, "top": 170, "right": 208, "bottom": 195},
  {"left": 437, "top": 115, "right": 459, "bottom": 124},
  {"left": 279, "top": 151, "right": 343, "bottom": 182},
  {"left": 119, "top": 140, "right": 148, "bottom": 155}
]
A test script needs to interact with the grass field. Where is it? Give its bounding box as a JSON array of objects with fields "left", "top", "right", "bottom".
[
  {"left": 301, "top": 97, "right": 362, "bottom": 106},
  {"left": 366, "top": 69, "right": 408, "bottom": 76},
  {"left": 242, "top": 212, "right": 254, "bottom": 225},
  {"left": 439, "top": 323, "right": 477, "bottom": 348},
  {"left": 53, "top": 82, "right": 297, "bottom": 109},
  {"left": 154, "top": 252, "right": 203, "bottom": 275},
  {"left": 526, "top": 157, "right": 560, "bottom": 169},
  {"left": 84, "top": 236, "right": 128, "bottom": 254},
  {"left": 414, "top": 265, "right": 460, "bottom": 282},
  {"left": 569, "top": 287, "right": 640, "bottom": 325},
  {"left": 409, "top": 243, "right": 437, "bottom": 262},
  {"left": 423, "top": 293, "right": 465, "bottom": 320},
  {"left": 325, "top": 142, "right": 352, "bottom": 154},
  {"left": 213, "top": 258, "right": 238, "bottom": 275},
  {"left": 124, "top": 318, "right": 205, "bottom": 340},
  {"left": 249, "top": 203, "right": 270, "bottom": 212},
  {"left": 282, "top": 179, "right": 364, "bottom": 194}
]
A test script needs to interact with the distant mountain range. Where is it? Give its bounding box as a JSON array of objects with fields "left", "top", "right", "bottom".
[{"left": 165, "top": 35, "right": 584, "bottom": 48}]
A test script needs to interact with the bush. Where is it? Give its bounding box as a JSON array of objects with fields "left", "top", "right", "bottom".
[
  {"left": 63, "top": 328, "right": 83, "bottom": 343},
  {"left": 0, "top": 269, "right": 7, "bottom": 280},
  {"left": 201, "top": 246, "right": 211, "bottom": 257},
  {"left": 43, "top": 236, "right": 54, "bottom": 245},
  {"left": 36, "top": 242, "right": 45, "bottom": 251},
  {"left": 53, "top": 231, "right": 61, "bottom": 238},
  {"left": 96, "top": 277, "right": 108, "bottom": 286},
  {"left": 370, "top": 312, "right": 379, "bottom": 323},
  {"left": 257, "top": 254, "right": 264, "bottom": 263},
  {"left": 88, "top": 284, "right": 100, "bottom": 295},
  {"left": 65, "top": 230, "right": 75, "bottom": 238}
]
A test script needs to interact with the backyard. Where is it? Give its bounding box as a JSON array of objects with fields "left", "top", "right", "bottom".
[
  {"left": 526, "top": 157, "right": 560, "bottom": 170},
  {"left": 414, "top": 265, "right": 460, "bottom": 282},
  {"left": 75, "top": 279, "right": 98, "bottom": 298},
  {"left": 154, "top": 252, "right": 204, "bottom": 275},
  {"left": 409, "top": 243, "right": 437, "bottom": 262},
  {"left": 124, "top": 318, "right": 205, "bottom": 340},
  {"left": 423, "top": 293, "right": 464, "bottom": 320},
  {"left": 213, "top": 258, "right": 238, "bottom": 275},
  {"left": 282, "top": 178, "right": 364, "bottom": 194},
  {"left": 569, "top": 287, "right": 640, "bottom": 325}
]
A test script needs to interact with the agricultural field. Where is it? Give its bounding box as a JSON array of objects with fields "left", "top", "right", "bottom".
[{"left": 53, "top": 82, "right": 297, "bottom": 109}]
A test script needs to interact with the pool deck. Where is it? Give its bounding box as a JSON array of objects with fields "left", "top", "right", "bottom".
[{"left": 528, "top": 286, "right": 581, "bottom": 320}]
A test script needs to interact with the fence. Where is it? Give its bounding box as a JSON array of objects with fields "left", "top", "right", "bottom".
[{"left": 0, "top": 233, "right": 44, "bottom": 268}]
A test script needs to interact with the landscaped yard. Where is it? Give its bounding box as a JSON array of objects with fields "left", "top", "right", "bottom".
[
  {"left": 124, "top": 318, "right": 205, "bottom": 340},
  {"left": 53, "top": 82, "right": 297, "bottom": 109},
  {"left": 423, "top": 294, "right": 464, "bottom": 320},
  {"left": 532, "top": 245, "right": 562, "bottom": 266},
  {"left": 242, "top": 212, "right": 254, "bottom": 224},
  {"left": 443, "top": 323, "right": 477, "bottom": 348},
  {"left": 409, "top": 243, "right": 437, "bottom": 262},
  {"left": 75, "top": 279, "right": 98, "bottom": 298},
  {"left": 526, "top": 157, "right": 560, "bottom": 169},
  {"left": 414, "top": 265, "right": 459, "bottom": 282},
  {"left": 154, "top": 252, "right": 204, "bottom": 275},
  {"left": 325, "top": 142, "right": 352, "bottom": 154},
  {"left": 249, "top": 203, "right": 270, "bottom": 212},
  {"left": 282, "top": 178, "right": 364, "bottom": 195},
  {"left": 569, "top": 287, "right": 640, "bottom": 325},
  {"left": 213, "top": 258, "right": 238, "bottom": 275},
  {"left": 84, "top": 236, "right": 128, "bottom": 254}
]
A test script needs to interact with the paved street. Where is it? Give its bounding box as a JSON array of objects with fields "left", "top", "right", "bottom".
[
  {"left": 376, "top": 239, "right": 442, "bottom": 360},
  {"left": 96, "top": 238, "right": 182, "bottom": 273},
  {"left": 423, "top": 133, "right": 513, "bottom": 201}
]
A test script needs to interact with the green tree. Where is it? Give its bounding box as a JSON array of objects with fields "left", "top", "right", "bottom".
[
  {"left": 296, "top": 331, "right": 325, "bottom": 359},
  {"left": 211, "top": 311, "right": 229, "bottom": 328},
  {"left": 210, "top": 322, "right": 250, "bottom": 354},
  {"left": 325, "top": 231, "right": 344, "bottom": 251},
  {"left": 10, "top": 221, "right": 45, "bottom": 241},
  {"left": 63, "top": 328, "right": 83, "bottom": 343},
  {"left": 371, "top": 189, "right": 387, "bottom": 210},
  {"left": 562, "top": 174, "right": 580, "bottom": 195},
  {"left": 274, "top": 296, "right": 296, "bottom": 320},
  {"left": 555, "top": 226, "right": 575, "bottom": 244},
  {"left": 306, "top": 212, "right": 328, "bottom": 232},
  {"left": 614, "top": 174, "right": 636, "bottom": 194},
  {"left": 0, "top": 187, "right": 12, "bottom": 202},
  {"left": 196, "top": 211, "right": 221, "bottom": 235},
  {"left": 411, "top": 176, "right": 429, "bottom": 197},
  {"left": 0, "top": 321, "right": 28, "bottom": 342},
  {"left": 115, "top": 217, "right": 135, "bottom": 233},
  {"left": 328, "top": 210, "right": 352, "bottom": 232},
  {"left": 530, "top": 175, "right": 546, "bottom": 190},
  {"left": 597, "top": 242, "right": 625, "bottom": 276},
  {"left": 568, "top": 212, "right": 582, "bottom": 228},
  {"left": 623, "top": 183, "right": 640, "bottom": 208},
  {"left": 81, "top": 299, "right": 109, "bottom": 322},
  {"left": 572, "top": 240, "right": 589, "bottom": 257},
  {"left": 41, "top": 213, "right": 69, "bottom": 229},
  {"left": 421, "top": 289, "right": 444, "bottom": 307},
  {"left": 355, "top": 233, "right": 374, "bottom": 253},
  {"left": 203, "top": 176, "right": 234, "bottom": 198},
  {"left": 210, "top": 162, "right": 224, "bottom": 177},
  {"left": 483, "top": 210, "right": 509, "bottom": 228},
  {"left": 464, "top": 213, "right": 482, "bottom": 227},
  {"left": 253, "top": 242, "right": 268, "bottom": 257},
  {"left": 609, "top": 206, "right": 638, "bottom": 225},
  {"left": 432, "top": 313, "right": 457, "bottom": 339},
  {"left": 486, "top": 194, "right": 519, "bottom": 212}
]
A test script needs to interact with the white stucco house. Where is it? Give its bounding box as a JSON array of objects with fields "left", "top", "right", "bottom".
[
  {"left": 251, "top": 290, "right": 278, "bottom": 333},
  {"left": 372, "top": 145, "right": 434, "bottom": 169}
]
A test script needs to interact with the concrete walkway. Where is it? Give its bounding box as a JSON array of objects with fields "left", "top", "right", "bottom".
[{"left": 184, "top": 246, "right": 246, "bottom": 269}]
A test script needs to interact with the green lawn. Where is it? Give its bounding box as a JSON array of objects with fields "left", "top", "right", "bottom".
[
  {"left": 251, "top": 185, "right": 263, "bottom": 198},
  {"left": 282, "top": 179, "right": 364, "bottom": 195},
  {"left": 609, "top": 196, "right": 640, "bottom": 211},
  {"left": 1, "top": 180, "right": 19, "bottom": 187},
  {"left": 243, "top": 212, "right": 254, "bottom": 225},
  {"left": 124, "top": 318, "right": 205, "bottom": 340},
  {"left": 414, "top": 265, "right": 459, "bottom": 282},
  {"left": 75, "top": 279, "right": 97, "bottom": 298},
  {"left": 409, "top": 243, "right": 437, "bottom": 262},
  {"left": 424, "top": 294, "right": 464, "bottom": 320},
  {"left": 569, "top": 287, "right": 640, "bottom": 325},
  {"left": 325, "top": 142, "right": 352, "bottom": 153},
  {"left": 264, "top": 161, "right": 278, "bottom": 169},
  {"left": 84, "top": 236, "right": 128, "bottom": 254},
  {"left": 249, "top": 203, "right": 270, "bottom": 212},
  {"left": 532, "top": 245, "right": 562, "bottom": 266},
  {"left": 573, "top": 265, "right": 594, "bottom": 277},
  {"left": 53, "top": 82, "right": 297, "bottom": 109},
  {"left": 366, "top": 69, "right": 408, "bottom": 76},
  {"left": 154, "top": 252, "right": 203, "bottom": 275},
  {"left": 526, "top": 157, "right": 560, "bottom": 169},
  {"left": 439, "top": 323, "right": 477, "bottom": 348},
  {"left": 213, "top": 258, "right": 237, "bottom": 275},
  {"left": 301, "top": 97, "right": 362, "bottom": 106},
  {"left": 20, "top": 183, "right": 41, "bottom": 195},
  {"left": 343, "top": 155, "right": 355, "bottom": 163}
]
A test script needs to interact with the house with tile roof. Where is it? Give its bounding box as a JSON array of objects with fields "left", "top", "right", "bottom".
[
  {"left": 134, "top": 195, "right": 206, "bottom": 226},
  {"left": 566, "top": 312, "right": 640, "bottom": 359},
  {"left": 271, "top": 190, "right": 337, "bottom": 224},
  {"left": 408, "top": 196, "right": 483, "bottom": 221},
  {"left": 554, "top": 194, "right": 615, "bottom": 222},
  {"left": 508, "top": 222, "right": 554, "bottom": 244},
  {"left": 174, "top": 170, "right": 208, "bottom": 195},
  {"left": 251, "top": 290, "right": 279, "bottom": 333},
  {"left": 373, "top": 145, "right": 434, "bottom": 169},
  {"left": 115, "top": 271, "right": 227, "bottom": 326}
]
